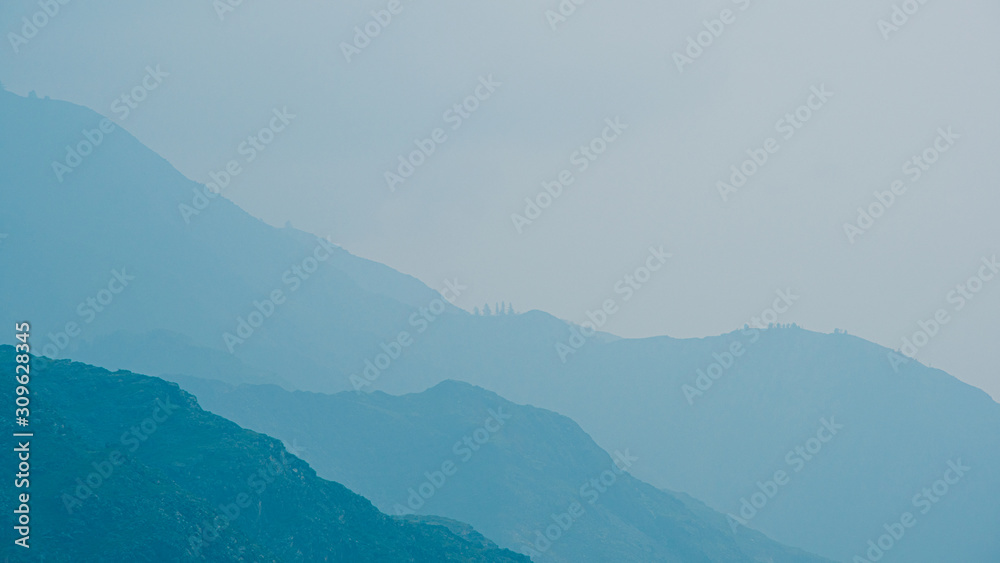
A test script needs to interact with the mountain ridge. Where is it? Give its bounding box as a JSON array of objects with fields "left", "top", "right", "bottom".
[
  {"left": 3, "top": 88, "right": 998, "bottom": 562},
  {"left": 0, "top": 345, "right": 530, "bottom": 562}
]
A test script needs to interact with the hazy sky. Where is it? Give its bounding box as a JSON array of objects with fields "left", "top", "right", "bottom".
[{"left": 3, "top": 0, "right": 998, "bottom": 398}]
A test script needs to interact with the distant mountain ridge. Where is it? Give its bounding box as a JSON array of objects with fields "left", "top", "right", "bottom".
[{"left": 0, "top": 87, "right": 466, "bottom": 391}]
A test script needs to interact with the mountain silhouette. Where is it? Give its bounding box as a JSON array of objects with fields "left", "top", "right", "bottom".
[
  {"left": 172, "top": 375, "right": 834, "bottom": 563},
  {"left": 2, "top": 89, "right": 997, "bottom": 561},
  {"left": 0, "top": 346, "right": 528, "bottom": 562}
]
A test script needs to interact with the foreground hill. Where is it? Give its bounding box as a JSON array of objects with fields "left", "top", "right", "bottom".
[{"left": 0, "top": 346, "right": 528, "bottom": 562}]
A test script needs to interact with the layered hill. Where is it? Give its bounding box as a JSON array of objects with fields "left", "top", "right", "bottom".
[
  {"left": 2, "top": 89, "right": 998, "bottom": 561},
  {"left": 0, "top": 346, "right": 528, "bottom": 562},
  {"left": 175, "top": 375, "right": 832, "bottom": 563}
]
